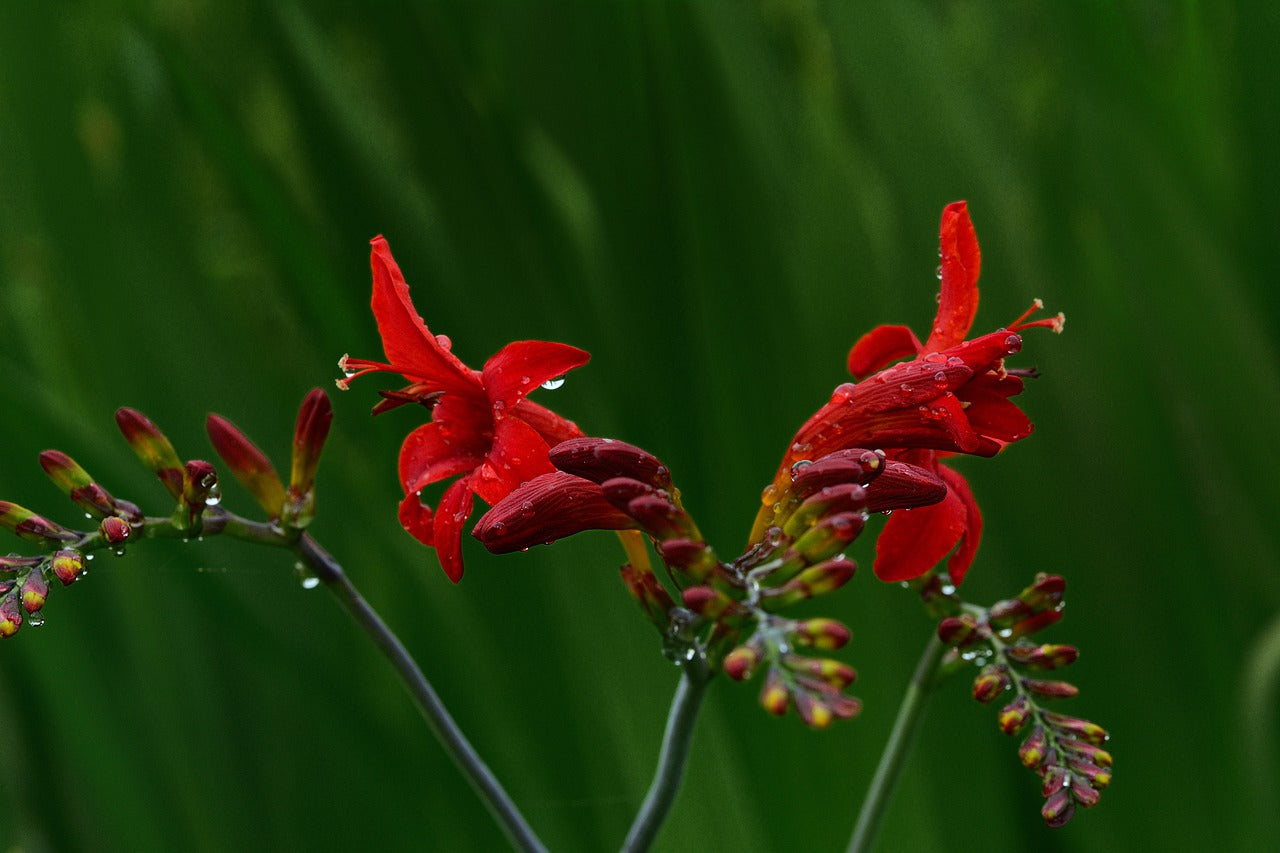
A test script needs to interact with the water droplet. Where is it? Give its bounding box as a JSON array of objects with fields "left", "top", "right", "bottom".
[
  {"left": 946, "top": 356, "right": 965, "bottom": 367},
  {"left": 790, "top": 441, "right": 811, "bottom": 454},
  {"left": 935, "top": 264, "right": 943, "bottom": 280},
  {"left": 940, "top": 584, "right": 956, "bottom": 596},
  {"left": 435, "top": 334, "right": 453, "bottom": 351},
  {"left": 204, "top": 491, "right": 221, "bottom": 507},
  {"left": 294, "top": 561, "right": 320, "bottom": 589},
  {"left": 760, "top": 484, "right": 779, "bottom": 505},
  {"left": 84, "top": 553, "right": 94, "bottom": 561},
  {"left": 84, "top": 513, "right": 93, "bottom": 520},
  {"left": 923, "top": 352, "right": 946, "bottom": 363},
  {"left": 27, "top": 610, "right": 45, "bottom": 627},
  {"left": 301, "top": 576, "right": 321, "bottom": 590},
  {"left": 933, "top": 371, "right": 949, "bottom": 388},
  {"left": 790, "top": 459, "right": 812, "bottom": 476},
  {"left": 1004, "top": 334, "right": 1022, "bottom": 354},
  {"left": 881, "top": 509, "right": 893, "bottom": 516}
]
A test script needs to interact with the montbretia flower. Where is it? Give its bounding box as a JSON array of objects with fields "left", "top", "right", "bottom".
[
  {"left": 774, "top": 201, "right": 1063, "bottom": 584},
  {"left": 339, "top": 236, "right": 590, "bottom": 582}
]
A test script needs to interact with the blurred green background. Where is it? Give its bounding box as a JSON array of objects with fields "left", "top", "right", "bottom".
[{"left": 2, "top": 2, "right": 1277, "bottom": 851}]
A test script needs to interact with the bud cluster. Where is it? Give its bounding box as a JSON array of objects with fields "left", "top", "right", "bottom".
[
  {"left": 1, "top": 390, "right": 334, "bottom": 639},
  {"left": 931, "top": 572, "right": 1112, "bottom": 827}
]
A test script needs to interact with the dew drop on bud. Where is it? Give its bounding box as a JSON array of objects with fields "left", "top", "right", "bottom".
[
  {"left": 933, "top": 371, "right": 948, "bottom": 388},
  {"left": 540, "top": 376, "right": 566, "bottom": 391},
  {"left": 1004, "top": 334, "right": 1022, "bottom": 354},
  {"left": 27, "top": 610, "right": 45, "bottom": 627}
]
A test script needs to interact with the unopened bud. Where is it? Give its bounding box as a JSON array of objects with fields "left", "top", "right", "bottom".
[
  {"left": 760, "top": 668, "right": 790, "bottom": 716},
  {"left": 681, "top": 585, "right": 743, "bottom": 620},
  {"left": 283, "top": 389, "right": 333, "bottom": 529},
  {"left": 1067, "top": 757, "right": 1112, "bottom": 790},
  {"left": 1024, "top": 679, "right": 1079, "bottom": 700},
  {"left": 619, "top": 562, "right": 677, "bottom": 629},
  {"left": 1041, "top": 787, "right": 1075, "bottom": 828},
  {"left": 782, "top": 484, "right": 867, "bottom": 539},
  {"left": 100, "top": 516, "right": 131, "bottom": 545},
  {"left": 1059, "top": 738, "right": 1112, "bottom": 769},
  {"left": 0, "top": 501, "right": 78, "bottom": 545},
  {"left": 1070, "top": 778, "right": 1100, "bottom": 809},
  {"left": 51, "top": 549, "right": 85, "bottom": 586},
  {"left": 0, "top": 593, "right": 22, "bottom": 638},
  {"left": 723, "top": 643, "right": 762, "bottom": 681},
  {"left": 862, "top": 459, "right": 948, "bottom": 513},
  {"left": 550, "top": 437, "right": 672, "bottom": 490},
  {"left": 1005, "top": 642, "right": 1078, "bottom": 670},
  {"left": 783, "top": 655, "right": 856, "bottom": 689},
  {"left": 1019, "top": 725, "right": 1048, "bottom": 769},
  {"left": 763, "top": 556, "right": 856, "bottom": 609},
  {"left": 937, "top": 614, "right": 981, "bottom": 647},
  {"left": 793, "top": 690, "right": 834, "bottom": 729},
  {"left": 1043, "top": 712, "right": 1109, "bottom": 745},
  {"left": 791, "top": 618, "right": 851, "bottom": 650},
  {"left": 206, "top": 413, "right": 286, "bottom": 518},
  {"left": 998, "top": 694, "right": 1031, "bottom": 734},
  {"left": 19, "top": 571, "right": 48, "bottom": 613},
  {"left": 656, "top": 539, "right": 719, "bottom": 581},
  {"left": 791, "top": 511, "right": 866, "bottom": 566},
  {"left": 40, "top": 450, "right": 119, "bottom": 517},
  {"left": 973, "top": 664, "right": 1011, "bottom": 704},
  {"left": 116, "top": 408, "right": 185, "bottom": 499}
]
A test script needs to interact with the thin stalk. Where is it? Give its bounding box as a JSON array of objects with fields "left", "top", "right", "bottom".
[
  {"left": 295, "top": 534, "right": 548, "bottom": 853},
  {"left": 847, "top": 632, "right": 946, "bottom": 853},
  {"left": 621, "top": 658, "right": 712, "bottom": 853}
]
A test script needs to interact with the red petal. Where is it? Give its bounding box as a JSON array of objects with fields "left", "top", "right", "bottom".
[
  {"left": 398, "top": 492, "right": 435, "bottom": 546},
  {"left": 481, "top": 340, "right": 590, "bottom": 409},
  {"left": 398, "top": 419, "right": 487, "bottom": 495},
  {"left": 511, "top": 398, "right": 584, "bottom": 446},
  {"left": 941, "top": 466, "right": 982, "bottom": 584},
  {"left": 847, "top": 325, "right": 922, "bottom": 379},
  {"left": 432, "top": 478, "right": 476, "bottom": 583},
  {"left": 960, "top": 384, "right": 1033, "bottom": 444},
  {"left": 924, "top": 202, "right": 981, "bottom": 353},
  {"left": 369, "top": 237, "right": 480, "bottom": 395},
  {"left": 470, "top": 416, "right": 555, "bottom": 506},
  {"left": 872, "top": 487, "right": 967, "bottom": 582}
]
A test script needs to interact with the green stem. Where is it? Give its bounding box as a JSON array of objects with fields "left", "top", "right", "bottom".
[
  {"left": 621, "top": 658, "right": 712, "bottom": 853},
  {"left": 294, "top": 533, "right": 548, "bottom": 853},
  {"left": 847, "top": 632, "right": 946, "bottom": 853}
]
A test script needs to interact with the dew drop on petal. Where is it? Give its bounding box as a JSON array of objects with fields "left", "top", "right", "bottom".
[
  {"left": 435, "top": 334, "right": 453, "bottom": 351},
  {"left": 540, "top": 376, "right": 566, "bottom": 391}
]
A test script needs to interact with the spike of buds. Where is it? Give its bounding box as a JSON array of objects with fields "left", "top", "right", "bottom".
[
  {"left": 206, "top": 414, "right": 286, "bottom": 519},
  {"left": 0, "top": 501, "right": 78, "bottom": 545},
  {"left": 50, "top": 549, "right": 85, "bottom": 586},
  {"left": 282, "top": 389, "right": 333, "bottom": 529},
  {"left": 115, "top": 408, "right": 185, "bottom": 500}
]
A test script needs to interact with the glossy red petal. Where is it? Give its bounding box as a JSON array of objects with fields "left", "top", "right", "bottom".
[
  {"left": 470, "top": 415, "right": 555, "bottom": 506},
  {"left": 481, "top": 340, "right": 590, "bottom": 409},
  {"left": 960, "top": 382, "right": 1034, "bottom": 444},
  {"left": 941, "top": 466, "right": 982, "bottom": 584},
  {"left": 398, "top": 420, "right": 487, "bottom": 495},
  {"left": 432, "top": 478, "right": 476, "bottom": 583},
  {"left": 398, "top": 491, "right": 435, "bottom": 546},
  {"left": 511, "top": 398, "right": 584, "bottom": 446},
  {"left": 872, "top": 487, "right": 967, "bottom": 582},
  {"left": 369, "top": 236, "right": 480, "bottom": 395},
  {"left": 924, "top": 202, "right": 981, "bottom": 353},
  {"left": 472, "top": 471, "right": 636, "bottom": 553},
  {"left": 847, "top": 325, "right": 923, "bottom": 379}
]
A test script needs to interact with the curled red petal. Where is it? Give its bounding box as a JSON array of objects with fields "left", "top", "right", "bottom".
[
  {"left": 872, "top": 485, "right": 967, "bottom": 582},
  {"left": 432, "top": 478, "right": 476, "bottom": 583},
  {"left": 511, "top": 398, "right": 583, "bottom": 446},
  {"left": 847, "top": 325, "right": 923, "bottom": 379},
  {"left": 399, "top": 491, "right": 435, "bottom": 546},
  {"left": 941, "top": 466, "right": 982, "bottom": 584},
  {"left": 924, "top": 201, "right": 981, "bottom": 353},
  {"left": 481, "top": 340, "right": 590, "bottom": 409},
  {"left": 369, "top": 236, "right": 479, "bottom": 395}
]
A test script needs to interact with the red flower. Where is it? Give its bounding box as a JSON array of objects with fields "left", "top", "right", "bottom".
[
  {"left": 339, "top": 236, "right": 590, "bottom": 582},
  {"left": 779, "top": 202, "right": 1062, "bottom": 584}
]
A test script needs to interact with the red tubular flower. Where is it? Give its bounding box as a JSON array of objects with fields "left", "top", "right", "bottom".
[
  {"left": 339, "top": 236, "right": 590, "bottom": 582},
  {"left": 777, "top": 202, "right": 1063, "bottom": 585}
]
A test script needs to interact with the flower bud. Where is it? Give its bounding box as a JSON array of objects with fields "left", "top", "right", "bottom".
[
  {"left": 283, "top": 389, "right": 333, "bottom": 529},
  {"left": 997, "top": 694, "right": 1031, "bottom": 734},
  {"left": 619, "top": 562, "right": 677, "bottom": 629},
  {"left": 681, "top": 585, "right": 743, "bottom": 620},
  {"left": 788, "top": 449, "right": 885, "bottom": 500},
  {"left": 1070, "top": 778, "right": 1100, "bottom": 809},
  {"left": 474, "top": 472, "right": 636, "bottom": 553},
  {"left": 973, "top": 664, "right": 1011, "bottom": 704},
  {"left": 0, "top": 593, "right": 22, "bottom": 637},
  {"left": 116, "top": 408, "right": 185, "bottom": 499},
  {"left": 20, "top": 571, "right": 48, "bottom": 613},
  {"left": 723, "top": 643, "right": 763, "bottom": 681},
  {"left": 759, "top": 668, "right": 790, "bottom": 716},
  {"left": 1058, "top": 738, "right": 1112, "bottom": 768},
  {"left": 781, "top": 484, "right": 867, "bottom": 539},
  {"left": 656, "top": 539, "right": 719, "bottom": 581},
  {"left": 762, "top": 556, "right": 856, "bottom": 609},
  {"left": 862, "top": 459, "right": 949, "bottom": 513},
  {"left": 1024, "top": 679, "right": 1079, "bottom": 700},
  {"left": 782, "top": 655, "right": 856, "bottom": 689},
  {"left": 100, "top": 516, "right": 131, "bottom": 545},
  {"left": 1043, "top": 712, "right": 1109, "bottom": 745},
  {"left": 1005, "top": 642, "right": 1078, "bottom": 670},
  {"left": 1018, "top": 725, "right": 1048, "bottom": 769},
  {"left": 0, "top": 501, "right": 78, "bottom": 545},
  {"left": 1067, "top": 757, "right": 1112, "bottom": 790},
  {"left": 790, "top": 618, "right": 851, "bottom": 650},
  {"left": 50, "top": 549, "right": 85, "bottom": 586},
  {"left": 550, "top": 437, "right": 672, "bottom": 490},
  {"left": 793, "top": 689, "right": 834, "bottom": 729},
  {"left": 937, "top": 614, "right": 981, "bottom": 647},
  {"left": 1041, "top": 787, "right": 1075, "bottom": 828},
  {"left": 40, "top": 450, "right": 120, "bottom": 517},
  {"left": 206, "top": 413, "right": 286, "bottom": 519},
  {"left": 791, "top": 512, "right": 866, "bottom": 566}
]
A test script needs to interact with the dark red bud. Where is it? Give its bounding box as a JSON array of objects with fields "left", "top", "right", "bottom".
[
  {"left": 937, "top": 614, "right": 981, "bottom": 647},
  {"left": 550, "top": 437, "right": 672, "bottom": 490},
  {"left": 206, "top": 413, "right": 286, "bottom": 518},
  {"left": 862, "top": 460, "right": 948, "bottom": 513},
  {"left": 474, "top": 472, "right": 636, "bottom": 553},
  {"left": 50, "top": 549, "right": 85, "bottom": 586},
  {"left": 100, "top": 516, "right": 131, "bottom": 545},
  {"left": 791, "top": 618, "right": 851, "bottom": 651},
  {"left": 1041, "top": 787, "right": 1075, "bottom": 828},
  {"left": 116, "top": 408, "right": 185, "bottom": 499},
  {"left": 284, "top": 389, "right": 333, "bottom": 529},
  {"left": 20, "top": 571, "right": 48, "bottom": 613},
  {"left": 0, "top": 593, "right": 22, "bottom": 637},
  {"left": 997, "top": 694, "right": 1031, "bottom": 734},
  {"left": 973, "top": 664, "right": 1011, "bottom": 704},
  {"left": 1024, "top": 679, "right": 1079, "bottom": 700},
  {"left": 1019, "top": 725, "right": 1048, "bottom": 769},
  {"left": 789, "top": 449, "right": 886, "bottom": 498},
  {"left": 619, "top": 562, "right": 677, "bottom": 628},
  {"left": 723, "top": 643, "right": 763, "bottom": 681}
]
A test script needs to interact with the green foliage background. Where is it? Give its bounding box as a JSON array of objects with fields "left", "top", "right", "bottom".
[{"left": 2, "top": 2, "right": 1277, "bottom": 851}]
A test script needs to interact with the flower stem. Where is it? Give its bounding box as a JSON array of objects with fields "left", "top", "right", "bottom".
[
  {"left": 846, "top": 632, "right": 946, "bottom": 853},
  {"left": 294, "top": 534, "right": 548, "bottom": 853},
  {"left": 621, "top": 658, "right": 712, "bottom": 853}
]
